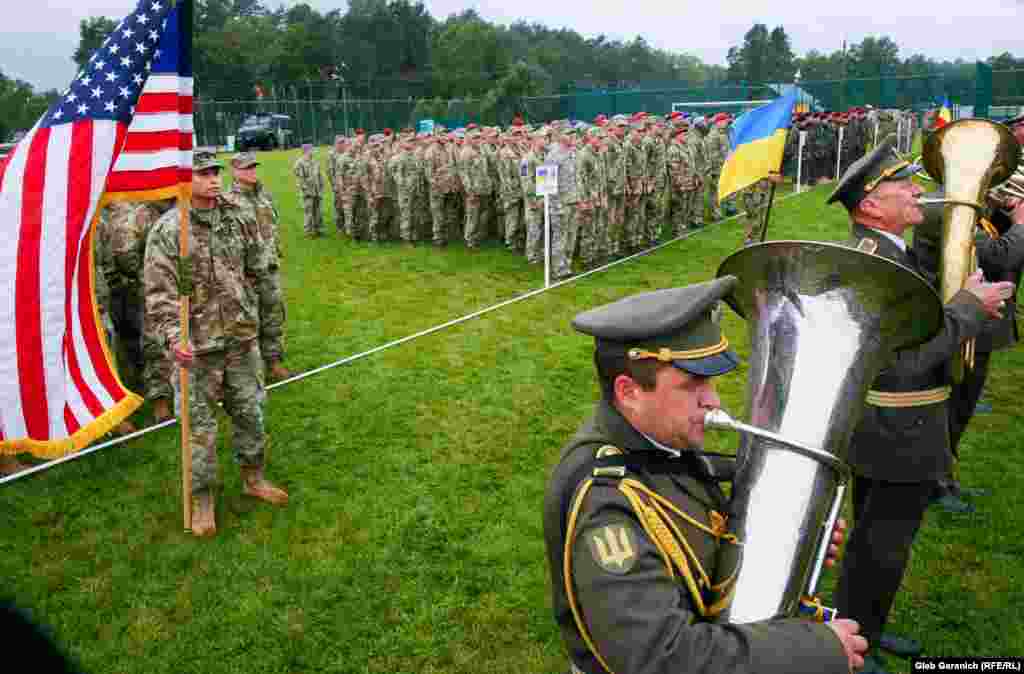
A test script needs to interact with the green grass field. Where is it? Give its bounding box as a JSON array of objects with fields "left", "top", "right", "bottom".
[{"left": 2, "top": 147, "right": 1022, "bottom": 673}]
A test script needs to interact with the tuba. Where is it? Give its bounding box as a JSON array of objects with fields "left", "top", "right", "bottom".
[
  {"left": 919, "top": 119, "right": 1021, "bottom": 380},
  {"left": 703, "top": 241, "right": 943, "bottom": 623}
]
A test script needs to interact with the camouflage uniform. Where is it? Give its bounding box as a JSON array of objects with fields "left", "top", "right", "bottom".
[
  {"left": 293, "top": 152, "right": 324, "bottom": 236},
  {"left": 642, "top": 131, "right": 668, "bottom": 245},
  {"left": 481, "top": 136, "right": 502, "bottom": 240},
  {"left": 363, "top": 143, "right": 394, "bottom": 242},
  {"left": 94, "top": 205, "right": 122, "bottom": 358},
  {"left": 624, "top": 132, "right": 646, "bottom": 249},
  {"left": 348, "top": 146, "right": 371, "bottom": 239},
  {"left": 424, "top": 140, "right": 461, "bottom": 246},
  {"left": 604, "top": 134, "right": 628, "bottom": 255},
  {"left": 412, "top": 141, "right": 431, "bottom": 241},
  {"left": 389, "top": 145, "right": 421, "bottom": 242},
  {"left": 497, "top": 143, "right": 524, "bottom": 251},
  {"left": 229, "top": 176, "right": 287, "bottom": 369},
  {"left": 703, "top": 125, "right": 730, "bottom": 219},
  {"left": 109, "top": 199, "right": 176, "bottom": 403},
  {"left": 666, "top": 135, "right": 702, "bottom": 236},
  {"left": 144, "top": 193, "right": 283, "bottom": 495},
  {"left": 574, "top": 142, "right": 603, "bottom": 268},
  {"left": 326, "top": 145, "right": 343, "bottom": 232},
  {"left": 519, "top": 143, "right": 545, "bottom": 263},
  {"left": 545, "top": 140, "right": 578, "bottom": 280},
  {"left": 592, "top": 142, "right": 611, "bottom": 262},
  {"left": 332, "top": 146, "right": 357, "bottom": 237},
  {"left": 458, "top": 140, "right": 492, "bottom": 248},
  {"left": 684, "top": 130, "right": 706, "bottom": 228},
  {"left": 740, "top": 178, "right": 773, "bottom": 245}
]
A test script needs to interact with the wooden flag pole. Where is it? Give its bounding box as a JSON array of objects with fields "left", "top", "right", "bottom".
[
  {"left": 179, "top": 186, "right": 192, "bottom": 531},
  {"left": 758, "top": 181, "right": 778, "bottom": 244}
]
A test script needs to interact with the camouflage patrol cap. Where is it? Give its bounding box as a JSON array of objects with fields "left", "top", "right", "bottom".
[
  {"left": 573, "top": 277, "right": 740, "bottom": 377},
  {"left": 230, "top": 152, "right": 259, "bottom": 169},
  {"left": 194, "top": 150, "right": 222, "bottom": 172}
]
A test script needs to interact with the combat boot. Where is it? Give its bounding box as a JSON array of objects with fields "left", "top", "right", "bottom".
[
  {"left": 267, "top": 361, "right": 292, "bottom": 383},
  {"left": 241, "top": 466, "right": 289, "bottom": 506},
  {"left": 152, "top": 398, "right": 173, "bottom": 423},
  {"left": 191, "top": 489, "right": 217, "bottom": 537}
]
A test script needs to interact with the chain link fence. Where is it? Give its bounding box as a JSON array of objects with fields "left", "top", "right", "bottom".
[{"left": 195, "top": 68, "right": 1024, "bottom": 148}]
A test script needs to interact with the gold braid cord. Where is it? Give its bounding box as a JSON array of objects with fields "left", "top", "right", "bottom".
[{"left": 563, "top": 473, "right": 744, "bottom": 674}]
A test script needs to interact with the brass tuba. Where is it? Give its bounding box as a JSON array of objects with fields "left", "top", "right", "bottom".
[
  {"left": 919, "top": 119, "right": 1021, "bottom": 380},
  {"left": 703, "top": 241, "right": 944, "bottom": 623}
]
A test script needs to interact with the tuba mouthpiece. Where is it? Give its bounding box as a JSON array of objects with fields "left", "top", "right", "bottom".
[{"left": 703, "top": 408, "right": 738, "bottom": 431}]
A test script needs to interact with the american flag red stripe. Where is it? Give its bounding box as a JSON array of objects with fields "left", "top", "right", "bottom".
[
  {"left": 134, "top": 91, "right": 194, "bottom": 115},
  {"left": 121, "top": 129, "right": 193, "bottom": 153},
  {"left": 108, "top": 74, "right": 193, "bottom": 200},
  {"left": 0, "top": 0, "right": 187, "bottom": 456},
  {"left": 15, "top": 128, "right": 50, "bottom": 440}
]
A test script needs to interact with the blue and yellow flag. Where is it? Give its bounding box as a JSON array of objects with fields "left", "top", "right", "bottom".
[
  {"left": 718, "top": 90, "right": 797, "bottom": 201},
  {"left": 935, "top": 97, "right": 952, "bottom": 129}
]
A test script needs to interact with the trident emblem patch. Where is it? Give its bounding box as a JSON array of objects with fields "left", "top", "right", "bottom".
[{"left": 587, "top": 523, "right": 638, "bottom": 574}]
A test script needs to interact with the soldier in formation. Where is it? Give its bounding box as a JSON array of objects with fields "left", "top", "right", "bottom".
[
  {"left": 301, "top": 103, "right": 888, "bottom": 278},
  {"left": 293, "top": 143, "right": 324, "bottom": 237}
]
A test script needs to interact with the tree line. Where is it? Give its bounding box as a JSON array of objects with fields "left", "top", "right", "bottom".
[{"left": 7, "top": 1, "right": 1024, "bottom": 141}]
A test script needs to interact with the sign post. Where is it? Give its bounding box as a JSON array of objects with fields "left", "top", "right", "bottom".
[
  {"left": 536, "top": 163, "right": 559, "bottom": 288},
  {"left": 796, "top": 131, "right": 807, "bottom": 194}
]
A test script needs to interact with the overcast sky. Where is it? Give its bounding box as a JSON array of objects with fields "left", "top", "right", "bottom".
[{"left": 2, "top": 0, "right": 1022, "bottom": 92}]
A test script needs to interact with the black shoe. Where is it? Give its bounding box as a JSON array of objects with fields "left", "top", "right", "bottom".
[
  {"left": 931, "top": 493, "right": 976, "bottom": 514},
  {"left": 860, "top": 654, "right": 892, "bottom": 674},
  {"left": 879, "top": 633, "right": 922, "bottom": 658}
]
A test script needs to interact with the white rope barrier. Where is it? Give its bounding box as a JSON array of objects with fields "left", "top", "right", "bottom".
[{"left": 0, "top": 189, "right": 806, "bottom": 486}]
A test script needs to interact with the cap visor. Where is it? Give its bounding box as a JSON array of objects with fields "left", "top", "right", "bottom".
[{"left": 672, "top": 349, "right": 740, "bottom": 377}]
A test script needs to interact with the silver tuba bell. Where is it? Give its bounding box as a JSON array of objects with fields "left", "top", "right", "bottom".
[{"left": 704, "top": 240, "right": 944, "bottom": 624}]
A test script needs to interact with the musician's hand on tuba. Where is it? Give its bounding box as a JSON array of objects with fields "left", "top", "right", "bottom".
[
  {"left": 963, "top": 270, "right": 1015, "bottom": 319},
  {"left": 1011, "top": 198, "right": 1024, "bottom": 225},
  {"left": 824, "top": 517, "right": 847, "bottom": 568},
  {"left": 827, "top": 619, "right": 869, "bottom": 672}
]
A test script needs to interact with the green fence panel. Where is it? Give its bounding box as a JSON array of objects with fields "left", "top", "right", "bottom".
[{"left": 195, "top": 72, "right": 1024, "bottom": 145}]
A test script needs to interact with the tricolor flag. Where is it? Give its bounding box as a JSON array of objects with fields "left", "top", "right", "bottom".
[
  {"left": 935, "top": 97, "right": 953, "bottom": 129},
  {"left": 718, "top": 89, "right": 798, "bottom": 201},
  {"left": 0, "top": 0, "right": 192, "bottom": 458}
]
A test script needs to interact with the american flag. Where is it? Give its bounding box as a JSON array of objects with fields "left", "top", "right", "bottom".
[{"left": 0, "top": 0, "right": 192, "bottom": 457}]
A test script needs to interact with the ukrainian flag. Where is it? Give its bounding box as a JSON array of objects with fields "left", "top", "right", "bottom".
[
  {"left": 718, "top": 89, "right": 797, "bottom": 201},
  {"left": 935, "top": 97, "right": 952, "bottom": 129}
]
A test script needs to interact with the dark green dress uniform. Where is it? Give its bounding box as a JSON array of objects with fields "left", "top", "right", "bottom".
[
  {"left": 914, "top": 186, "right": 1024, "bottom": 452},
  {"left": 826, "top": 138, "right": 991, "bottom": 654},
  {"left": 543, "top": 280, "right": 849, "bottom": 674}
]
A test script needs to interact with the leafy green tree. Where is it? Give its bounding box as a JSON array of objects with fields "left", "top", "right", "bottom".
[
  {"left": 727, "top": 24, "right": 769, "bottom": 82},
  {"left": 0, "top": 70, "right": 55, "bottom": 141},
  {"left": 767, "top": 27, "right": 796, "bottom": 81},
  {"left": 849, "top": 36, "right": 901, "bottom": 77},
  {"left": 72, "top": 17, "right": 119, "bottom": 70},
  {"left": 431, "top": 18, "right": 506, "bottom": 98}
]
